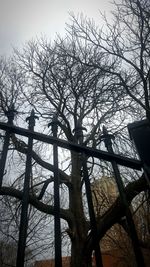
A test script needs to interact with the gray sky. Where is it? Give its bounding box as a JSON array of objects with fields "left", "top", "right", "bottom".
[{"left": 0, "top": 0, "right": 112, "bottom": 55}]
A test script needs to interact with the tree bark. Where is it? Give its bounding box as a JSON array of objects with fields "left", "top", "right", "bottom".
[{"left": 69, "top": 151, "right": 88, "bottom": 267}]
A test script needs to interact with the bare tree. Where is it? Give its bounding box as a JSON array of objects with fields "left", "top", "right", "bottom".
[
  {"left": 0, "top": 1, "right": 149, "bottom": 266},
  {"left": 66, "top": 0, "right": 150, "bottom": 120}
]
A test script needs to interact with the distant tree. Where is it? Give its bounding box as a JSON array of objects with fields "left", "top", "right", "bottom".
[{"left": 0, "top": 238, "right": 34, "bottom": 267}]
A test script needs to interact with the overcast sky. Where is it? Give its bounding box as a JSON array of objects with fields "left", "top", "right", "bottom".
[{"left": 0, "top": 0, "right": 113, "bottom": 56}]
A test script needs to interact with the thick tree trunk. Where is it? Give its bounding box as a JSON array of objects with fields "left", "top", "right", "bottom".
[
  {"left": 70, "top": 234, "right": 86, "bottom": 267},
  {"left": 69, "top": 151, "right": 89, "bottom": 267}
]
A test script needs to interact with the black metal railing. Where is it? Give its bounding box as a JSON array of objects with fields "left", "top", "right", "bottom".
[{"left": 0, "top": 109, "right": 147, "bottom": 267}]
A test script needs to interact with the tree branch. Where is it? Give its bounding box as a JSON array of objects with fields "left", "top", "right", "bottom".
[
  {"left": 84, "top": 173, "right": 148, "bottom": 257},
  {"left": 11, "top": 134, "right": 71, "bottom": 188},
  {"left": 0, "top": 186, "right": 73, "bottom": 229}
]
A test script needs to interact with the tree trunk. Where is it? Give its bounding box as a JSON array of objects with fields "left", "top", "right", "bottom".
[{"left": 69, "top": 151, "right": 89, "bottom": 267}]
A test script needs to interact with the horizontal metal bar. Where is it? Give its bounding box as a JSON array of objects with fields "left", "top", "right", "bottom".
[{"left": 0, "top": 121, "right": 142, "bottom": 170}]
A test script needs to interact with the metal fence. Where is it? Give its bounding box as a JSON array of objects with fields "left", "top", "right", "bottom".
[{"left": 0, "top": 108, "right": 146, "bottom": 267}]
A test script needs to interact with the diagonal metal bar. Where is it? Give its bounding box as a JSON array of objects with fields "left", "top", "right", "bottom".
[
  {"left": 0, "top": 122, "right": 142, "bottom": 170},
  {"left": 101, "top": 126, "right": 146, "bottom": 267}
]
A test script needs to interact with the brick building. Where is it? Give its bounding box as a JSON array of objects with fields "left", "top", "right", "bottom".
[
  {"left": 34, "top": 257, "right": 70, "bottom": 267},
  {"left": 34, "top": 254, "right": 119, "bottom": 267}
]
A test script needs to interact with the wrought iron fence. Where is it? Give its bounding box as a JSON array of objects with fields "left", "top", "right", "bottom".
[{"left": 0, "top": 108, "right": 147, "bottom": 267}]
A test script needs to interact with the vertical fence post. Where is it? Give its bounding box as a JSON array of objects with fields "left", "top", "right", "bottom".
[
  {"left": 0, "top": 106, "right": 16, "bottom": 188},
  {"left": 16, "top": 109, "right": 38, "bottom": 267},
  {"left": 82, "top": 154, "right": 104, "bottom": 267},
  {"left": 48, "top": 114, "right": 62, "bottom": 267},
  {"left": 101, "top": 126, "right": 145, "bottom": 267}
]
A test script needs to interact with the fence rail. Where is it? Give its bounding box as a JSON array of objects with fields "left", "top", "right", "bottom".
[{"left": 0, "top": 121, "right": 142, "bottom": 170}]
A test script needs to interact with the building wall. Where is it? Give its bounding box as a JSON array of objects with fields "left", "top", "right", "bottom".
[
  {"left": 34, "top": 254, "right": 121, "bottom": 267},
  {"left": 34, "top": 257, "right": 70, "bottom": 267}
]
